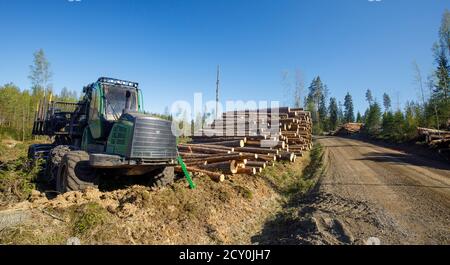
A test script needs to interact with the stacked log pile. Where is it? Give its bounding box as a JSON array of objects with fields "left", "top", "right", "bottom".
[
  {"left": 176, "top": 107, "right": 313, "bottom": 182},
  {"left": 417, "top": 127, "right": 450, "bottom": 160},
  {"left": 417, "top": 127, "right": 450, "bottom": 147},
  {"left": 333, "top": 123, "right": 364, "bottom": 135}
]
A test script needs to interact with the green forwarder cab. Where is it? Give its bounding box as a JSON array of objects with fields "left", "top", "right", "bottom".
[{"left": 29, "top": 77, "right": 177, "bottom": 193}]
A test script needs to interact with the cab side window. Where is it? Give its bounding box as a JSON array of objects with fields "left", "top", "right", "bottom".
[{"left": 89, "top": 87, "right": 99, "bottom": 121}]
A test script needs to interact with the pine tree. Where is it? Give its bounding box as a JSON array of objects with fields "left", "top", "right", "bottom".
[
  {"left": 343, "top": 92, "right": 355, "bottom": 123},
  {"left": 338, "top": 101, "right": 344, "bottom": 124},
  {"left": 328, "top": 97, "right": 338, "bottom": 131},
  {"left": 306, "top": 76, "right": 327, "bottom": 134},
  {"left": 403, "top": 102, "right": 419, "bottom": 140},
  {"left": 382, "top": 93, "right": 391, "bottom": 113},
  {"left": 433, "top": 45, "right": 449, "bottom": 101},
  {"left": 365, "top": 89, "right": 373, "bottom": 106},
  {"left": 426, "top": 11, "right": 450, "bottom": 129},
  {"left": 356, "top": 111, "right": 362, "bottom": 123},
  {"left": 318, "top": 93, "right": 328, "bottom": 131},
  {"left": 392, "top": 110, "right": 405, "bottom": 142},
  {"left": 364, "top": 101, "right": 382, "bottom": 136}
]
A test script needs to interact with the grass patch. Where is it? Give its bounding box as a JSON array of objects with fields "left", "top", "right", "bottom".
[
  {"left": 286, "top": 143, "right": 324, "bottom": 198},
  {"left": 71, "top": 202, "right": 109, "bottom": 236},
  {"left": 234, "top": 185, "right": 253, "bottom": 199},
  {"left": 261, "top": 143, "right": 325, "bottom": 199}
]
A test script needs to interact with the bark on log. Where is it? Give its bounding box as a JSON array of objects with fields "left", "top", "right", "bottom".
[
  {"left": 245, "top": 161, "right": 266, "bottom": 168},
  {"left": 257, "top": 154, "right": 277, "bottom": 161},
  {"left": 174, "top": 166, "right": 225, "bottom": 182},
  {"left": 279, "top": 152, "right": 295, "bottom": 162},
  {"left": 236, "top": 167, "right": 256, "bottom": 175},
  {"left": 199, "top": 140, "right": 245, "bottom": 148},
  {"left": 234, "top": 147, "right": 279, "bottom": 155},
  {"left": 199, "top": 160, "right": 238, "bottom": 174},
  {"left": 178, "top": 145, "right": 233, "bottom": 154}
]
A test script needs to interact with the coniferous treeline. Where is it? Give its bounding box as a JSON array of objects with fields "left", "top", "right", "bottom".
[{"left": 302, "top": 10, "right": 449, "bottom": 141}]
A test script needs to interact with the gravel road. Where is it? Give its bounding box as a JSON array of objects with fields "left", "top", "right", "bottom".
[{"left": 312, "top": 136, "right": 450, "bottom": 244}]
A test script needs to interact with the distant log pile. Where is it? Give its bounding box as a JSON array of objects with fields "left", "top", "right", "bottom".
[
  {"left": 417, "top": 127, "right": 450, "bottom": 160},
  {"left": 417, "top": 127, "right": 450, "bottom": 147},
  {"left": 333, "top": 123, "right": 364, "bottom": 135},
  {"left": 177, "top": 107, "right": 313, "bottom": 182}
]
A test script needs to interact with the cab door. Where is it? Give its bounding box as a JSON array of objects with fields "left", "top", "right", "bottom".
[{"left": 88, "top": 84, "right": 103, "bottom": 139}]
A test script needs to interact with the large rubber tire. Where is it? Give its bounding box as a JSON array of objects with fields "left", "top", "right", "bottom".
[
  {"left": 56, "top": 151, "right": 99, "bottom": 193},
  {"left": 153, "top": 166, "right": 175, "bottom": 187},
  {"left": 27, "top": 145, "right": 36, "bottom": 159},
  {"left": 45, "top": 145, "right": 78, "bottom": 186}
]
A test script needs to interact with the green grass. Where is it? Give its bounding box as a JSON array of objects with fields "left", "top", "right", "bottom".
[
  {"left": 234, "top": 185, "right": 253, "bottom": 199},
  {"left": 71, "top": 202, "right": 109, "bottom": 236},
  {"left": 287, "top": 143, "right": 324, "bottom": 199},
  {"left": 261, "top": 143, "right": 325, "bottom": 199}
]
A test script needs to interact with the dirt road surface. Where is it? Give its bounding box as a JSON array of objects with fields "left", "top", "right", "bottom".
[{"left": 312, "top": 136, "right": 450, "bottom": 244}]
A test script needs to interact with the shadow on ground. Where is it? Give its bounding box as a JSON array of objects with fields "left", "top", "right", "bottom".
[{"left": 355, "top": 151, "right": 450, "bottom": 171}]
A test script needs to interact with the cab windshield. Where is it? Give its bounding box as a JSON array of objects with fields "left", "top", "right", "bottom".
[{"left": 103, "top": 85, "right": 138, "bottom": 120}]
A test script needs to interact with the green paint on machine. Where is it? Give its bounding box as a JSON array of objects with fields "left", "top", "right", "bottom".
[{"left": 106, "top": 120, "right": 134, "bottom": 157}]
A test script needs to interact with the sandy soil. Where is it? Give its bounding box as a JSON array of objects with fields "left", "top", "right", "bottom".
[
  {"left": 254, "top": 136, "right": 449, "bottom": 245},
  {"left": 314, "top": 136, "right": 450, "bottom": 244},
  {"left": 0, "top": 156, "right": 313, "bottom": 245}
]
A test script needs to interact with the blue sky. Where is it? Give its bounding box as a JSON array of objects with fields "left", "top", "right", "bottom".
[{"left": 0, "top": 0, "right": 448, "bottom": 114}]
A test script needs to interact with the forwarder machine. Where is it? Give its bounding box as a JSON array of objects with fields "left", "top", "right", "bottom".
[{"left": 29, "top": 77, "right": 177, "bottom": 193}]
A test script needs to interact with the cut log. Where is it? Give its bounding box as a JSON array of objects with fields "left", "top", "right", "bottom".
[
  {"left": 236, "top": 167, "right": 257, "bottom": 175},
  {"left": 184, "top": 160, "right": 208, "bottom": 166},
  {"left": 279, "top": 152, "right": 295, "bottom": 162},
  {"left": 178, "top": 145, "right": 232, "bottom": 154},
  {"left": 180, "top": 143, "right": 234, "bottom": 151},
  {"left": 199, "top": 140, "right": 245, "bottom": 148},
  {"left": 182, "top": 154, "right": 245, "bottom": 164},
  {"left": 257, "top": 154, "right": 277, "bottom": 161},
  {"left": 191, "top": 136, "right": 247, "bottom": 143},
  {"left": 199, "top": 160, "right": 238, "bottom": 174},
  {"left": 234, "top": 147, "right": 279, "bottom": 155},
  {"left": 245, "top": 161, "right": 266, "bottom": 168},
  {"left": 178, "top": 152, "right": 210, "bottom": 158},
  {"left": 175, "top": 166, "right": 225, "bottom": 182}
]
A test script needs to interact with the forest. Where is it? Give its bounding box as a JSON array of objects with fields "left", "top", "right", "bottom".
[{"left": 299, "top": 10, "right": 449, "bottom": 141}]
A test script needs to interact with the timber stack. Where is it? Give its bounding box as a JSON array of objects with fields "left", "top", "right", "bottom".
[
  {"left": 417, "top": 127, "right": 450, "bottom": 160},
  {"left": 417, "top": 127, "right": 450, "bottom": 148},
  {"left": 176, "top": 107, "right": 313, "bottom": 182},
  {"left": 333, "top": 122, "right": 364, "bottom": 135}
]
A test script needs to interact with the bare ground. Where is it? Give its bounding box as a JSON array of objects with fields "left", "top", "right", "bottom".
[
  {"left": 0, "top": 153, "right": 311, "bottom": 245},
  {"left": 254, "top": 136, "right": 450, "bottom": 245}
]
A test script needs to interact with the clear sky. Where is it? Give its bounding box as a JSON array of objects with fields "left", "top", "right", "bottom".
[{"left": 0, "top": 0, "right": 448, "bottom": 114}]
